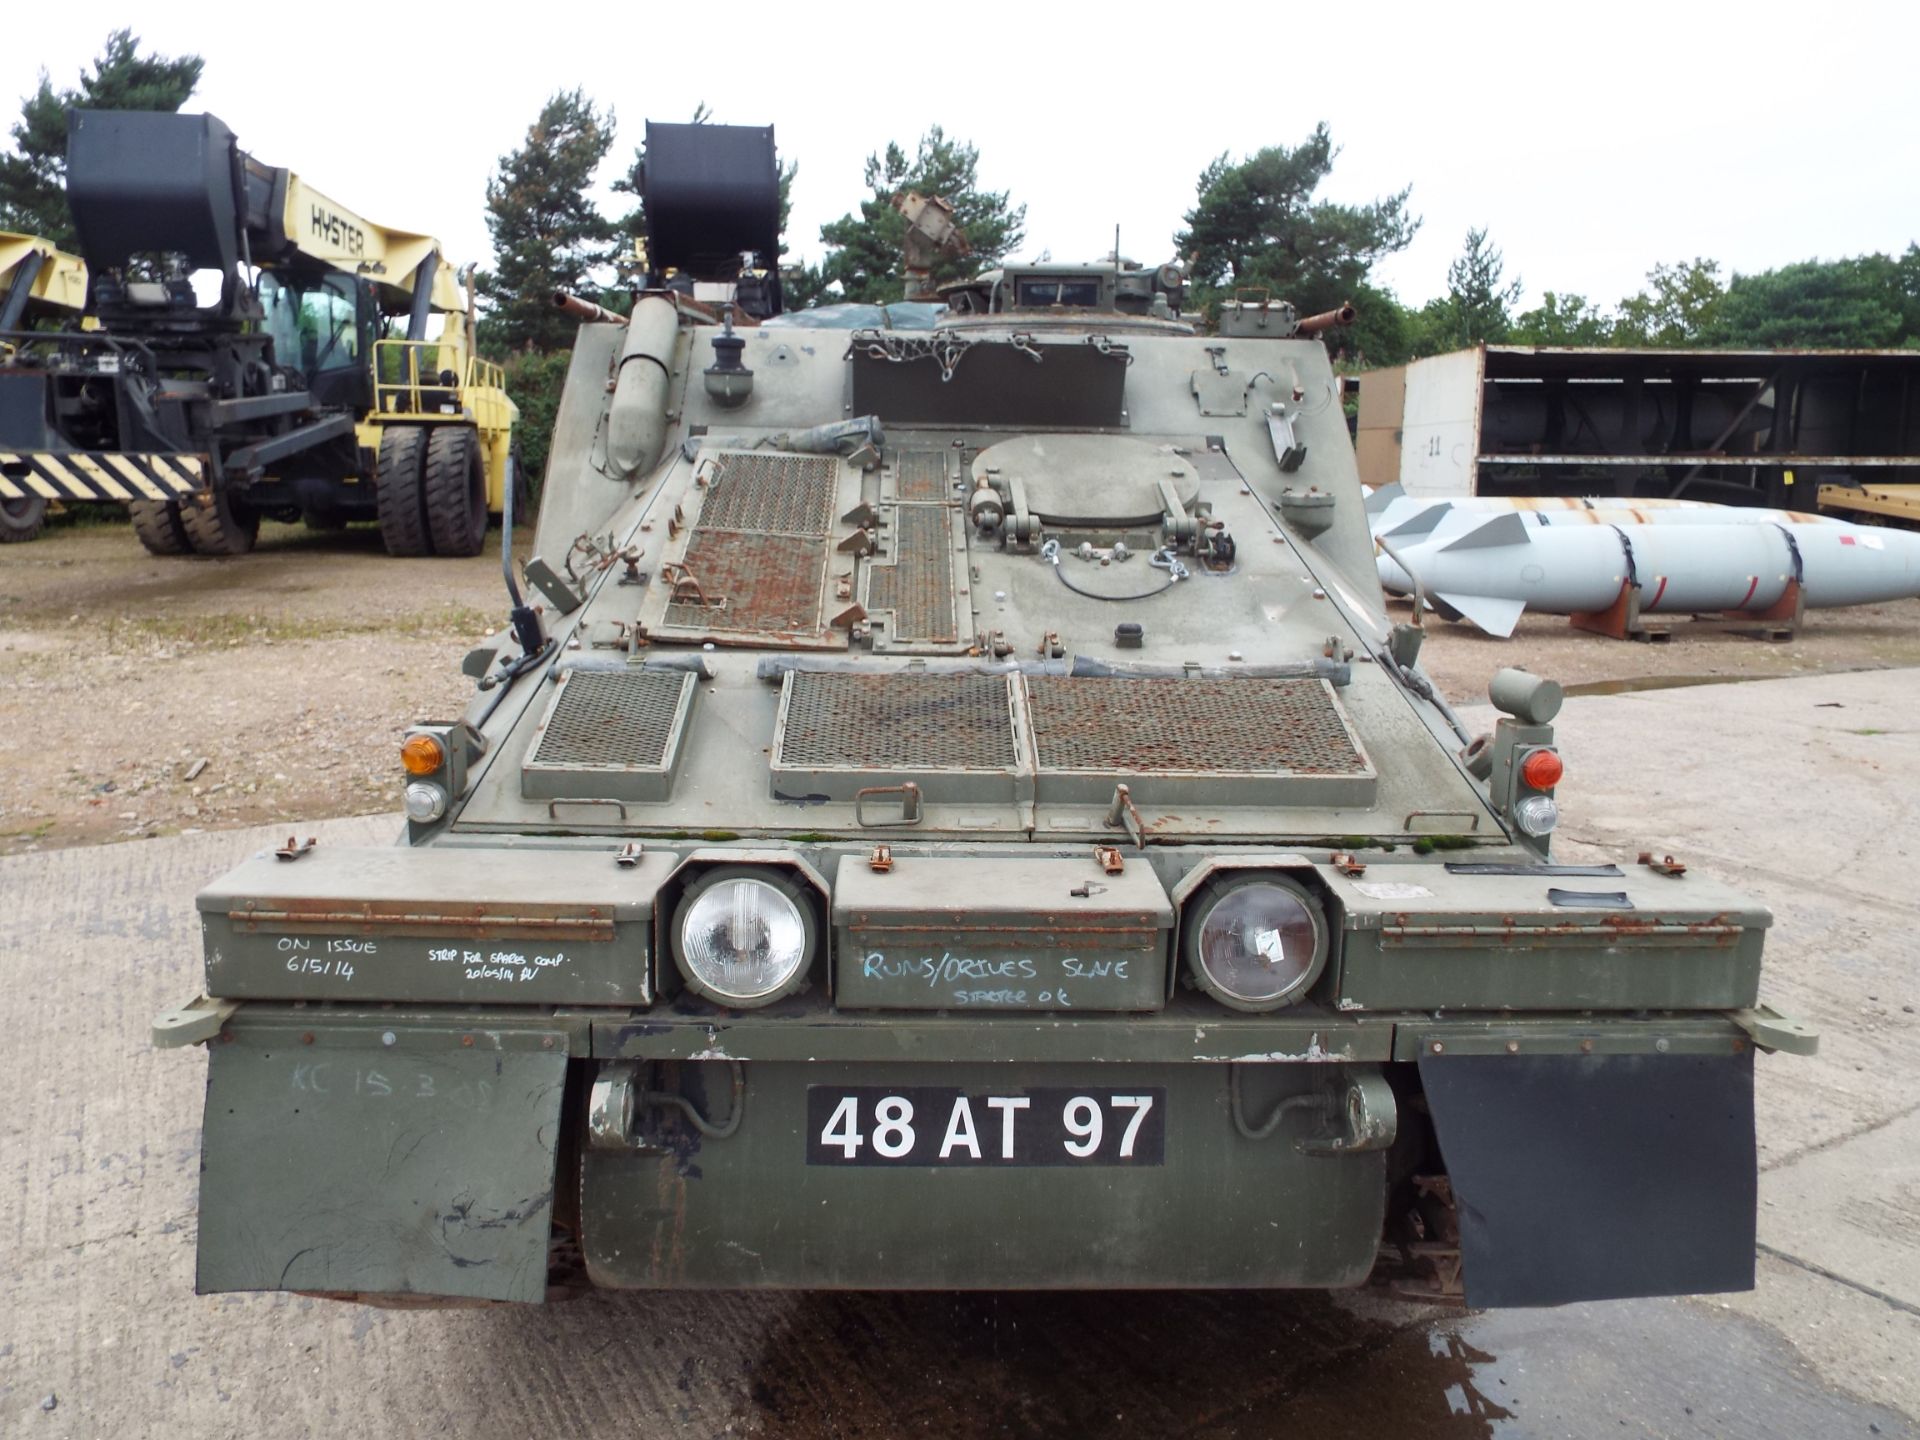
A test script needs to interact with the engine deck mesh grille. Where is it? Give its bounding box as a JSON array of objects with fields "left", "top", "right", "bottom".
[
  {"left": 1025, "top": 677, "right": 1368, "bottom": 775},
  {"left": 775, "top": 672, "right": 1016, "bottom": 771},
  {"left": 528, "top": 670, "right": 691, "bottom": 770},
  {"left": 697, "top": 452, "right": 837, "bottom": 534},
  {"left": 895, "top": 450, "right": 950, "bottom": 503},
  {"left": 865, "top": 504, "right": 960, "bottom": 643}
]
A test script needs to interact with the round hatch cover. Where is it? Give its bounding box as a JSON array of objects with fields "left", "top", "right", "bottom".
[{"left": 972, "top": 435, "right": 1199, "bottom": 528}]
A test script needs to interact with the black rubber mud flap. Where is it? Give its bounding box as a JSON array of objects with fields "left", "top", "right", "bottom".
[
  {"left": 196, "top": 1040, "right": 568, "bottom": 1302},
  {"left": 1419, "top": 1051, "right": 1755, "bottom": 1307}
]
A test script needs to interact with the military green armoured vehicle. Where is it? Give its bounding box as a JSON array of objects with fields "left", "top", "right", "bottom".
[{"left": 157, "top": 122, "right": 1815, "bottom": 1307}]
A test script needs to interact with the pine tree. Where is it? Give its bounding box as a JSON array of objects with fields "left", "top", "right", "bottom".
[
  {"left": 816, "top": 127, "right": 1025, "bottom": 304},
  {"left": 1436, "top": 227, "right": 1523, "bottom": 347},
  {"left": 477, "top": 90, "right": 617, "bottom": 352},
  {"left": 0, "top": 29, "right": 203, "bottom": 248},
  {"left": 1176, "top": 124, "right": 1416, "bottom": 321}
]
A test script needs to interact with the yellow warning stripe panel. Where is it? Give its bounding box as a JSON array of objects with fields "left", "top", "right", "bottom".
[
  {"left": 104, "top": 452, "right": 166, "bottom": 501},
  {"left": 65, "top": 453, "right": 129, "bottom": 500},
  {"left": 0, "top": 451, "right": 211, "bottom": 502},
  {"left": 0, "top": 454, "right": 62, "bottom": 500},
  {"left": 146, "top": 454, "right": 208, "bottom": 494},
  {"left": 29, "top": 455, "right": 85, "bottom": 499}
]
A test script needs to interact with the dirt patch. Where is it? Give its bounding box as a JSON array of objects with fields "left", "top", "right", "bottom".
[
  {"left": 0, "top": 520, "right": 523, "bottom": 856},
  {"left": 3, "top": 520, "right": 1917, "bottom": 856}
]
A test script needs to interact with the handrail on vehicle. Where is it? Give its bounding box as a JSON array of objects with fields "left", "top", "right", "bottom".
[{"left": 370, "top": 339, "right": 506, "bottom": 417}]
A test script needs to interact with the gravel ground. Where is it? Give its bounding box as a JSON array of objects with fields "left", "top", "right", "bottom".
[
  {"left": 0, "top": 521, "right": 516, "bottom": 856},
  {"left": 2, "top": 519, "right": 1917, "bottom": 857}
]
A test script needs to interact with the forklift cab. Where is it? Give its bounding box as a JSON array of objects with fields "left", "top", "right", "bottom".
[{"left": 258, "top": 270, "right": 374, "bottom": 410}]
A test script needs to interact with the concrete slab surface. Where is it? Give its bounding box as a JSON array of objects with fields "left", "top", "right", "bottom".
[{"left": 2, "top": 670, "right": 1918, "bottom": 1438}]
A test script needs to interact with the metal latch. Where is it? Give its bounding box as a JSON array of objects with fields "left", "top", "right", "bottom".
[{"left": 274, "top": 835, "right": 317, "bottom": 861}]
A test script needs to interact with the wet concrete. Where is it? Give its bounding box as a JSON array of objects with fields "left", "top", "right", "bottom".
[{"left": 456, "top": 1288, "right": 1906, "bottom": 1439}]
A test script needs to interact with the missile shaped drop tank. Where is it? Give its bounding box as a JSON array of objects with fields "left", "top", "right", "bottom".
[{"left": 1378, "top": 510, "right": 1920, "bottom": 636}]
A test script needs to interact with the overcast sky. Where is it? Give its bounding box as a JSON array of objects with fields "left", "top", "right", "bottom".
[{"left": 10, "top": 2, "right": 1916, "bottom": 313}]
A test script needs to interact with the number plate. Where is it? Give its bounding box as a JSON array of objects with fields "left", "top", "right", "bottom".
[{"left": 806, "top": 1086, "right": 1165, "bottom": 1167}]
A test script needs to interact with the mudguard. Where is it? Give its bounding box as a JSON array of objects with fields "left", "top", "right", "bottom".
[
  {"left": 1420, "top": 1051, "right": 1756, "bottom": 1307},
  {"left": 195, "top": 1037, "right": 567, "bottom": 1302}
]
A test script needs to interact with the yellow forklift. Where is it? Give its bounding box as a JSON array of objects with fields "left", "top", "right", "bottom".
[
  {"left": 0, "top": 232, "right": 89, "bottom": 541},
  {"left": 0, "top": 111, "right": 515, "bottom": 556}
]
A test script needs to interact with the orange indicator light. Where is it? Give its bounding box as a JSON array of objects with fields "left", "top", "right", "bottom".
[{"left": 401, "top": 733, "right": 446, "bottom": 775}]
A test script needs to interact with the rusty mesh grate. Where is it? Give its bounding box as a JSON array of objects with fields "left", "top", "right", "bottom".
[
  {"left": 776, "top": 672, "right": 1016, "bottom": 770},
  {"left": 894, "top": 450, "right": 950, "bottom": 503},
  {"left": 1025, "top": 677, "right": 1368, "bottom": 775},
  {"left": 865, "top": 505, "right": 959, "bottom": 642},
  {"left": 697, "top": 452, "right": 838, "bottom": 535},
  {"left": 529, "top": 669, "right": 692, "bottom": 770},
  {"left": 665, "top": 531, "right": 828, "bottom": 636}
]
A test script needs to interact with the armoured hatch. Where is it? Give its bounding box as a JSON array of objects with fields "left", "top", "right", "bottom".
[{"left": 973, "top": 434, "right": 1200, "bottom": 528}]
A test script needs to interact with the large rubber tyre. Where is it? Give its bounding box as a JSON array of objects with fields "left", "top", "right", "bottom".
[
  {"left": 128, "top": 498, "right": 193, "bottom": 555},
  {"left": 179, "top": 487, "right": 260, "bottom": 556},
  {"left": 0, "top": 494, "right": 47, "bottom": 543},
  {"left": 424, "top": 426, "right": 487, "bottom": 558},
  {"left": 376, "top": 426, "right": 432, "bottom": 557}
]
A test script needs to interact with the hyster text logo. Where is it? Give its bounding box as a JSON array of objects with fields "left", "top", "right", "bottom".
[{"left": 310, "top": 204, "right": 366, "bottom": 257}]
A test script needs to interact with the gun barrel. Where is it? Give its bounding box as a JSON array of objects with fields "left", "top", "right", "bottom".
[
  {"left": 1295, "top": 302, "right": 1357, "bottom": 337},
  {"left": 553, "top": 290, "right": 625, "bottom": 324}
]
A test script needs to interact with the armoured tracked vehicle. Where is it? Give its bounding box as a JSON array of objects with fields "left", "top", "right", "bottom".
[{"left": 156, "top": 122, "right": 1814, "bottom": 1306}]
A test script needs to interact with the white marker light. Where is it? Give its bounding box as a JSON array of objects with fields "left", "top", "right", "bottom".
[
  {"left": 403, "top": 782, "right": 446, "bottom": 822},
  {"left": 1513, "top": 794, "right": 1559, "bottom": 837}
]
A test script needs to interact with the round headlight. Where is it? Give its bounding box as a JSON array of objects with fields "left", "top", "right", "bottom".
[
  {"left": 672, "top": 867, "right": 814, "bottom": 1007},
  {"left": 1513, "top": 794, "right": 1559, "bottom": 836},
  {"left": 1184, "top": 873, "right": 1329, "bottom": 1012},
  {"left": 403, "top": 781, "right": 446, "bottom": 822}
]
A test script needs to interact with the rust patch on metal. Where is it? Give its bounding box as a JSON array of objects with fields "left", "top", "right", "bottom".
[
  {"left": 1025, "top": 676, "right": 1368, "bottom": 776},
  {"left": 895, "top": 450, "right": 950, "bottom": 502},
  {"left": 664, "top": 531, "right": 830, "bottom": 638}
]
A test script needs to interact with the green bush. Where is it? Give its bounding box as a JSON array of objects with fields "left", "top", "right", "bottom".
[{"left": 501, "top": 349, "right": 572, "bottom": 497}]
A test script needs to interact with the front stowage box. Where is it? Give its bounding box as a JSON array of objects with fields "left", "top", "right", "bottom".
[
  {"left": 197, "top": 844, "right": 673, "bottom": 1005},
  {"left": 832, "top": 854, "right": 1172, "bottom": 1010},
  {"left": 1324, "top": 864, "right": 1769, "bottom": 1012}
]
